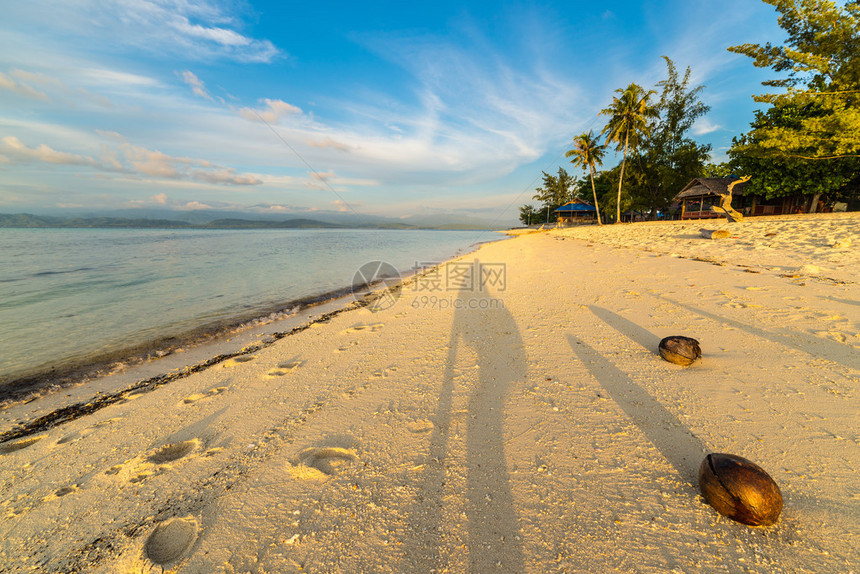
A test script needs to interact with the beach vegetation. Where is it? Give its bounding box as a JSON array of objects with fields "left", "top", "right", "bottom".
[
  {"left": 600, "top": 83, "right": 659, "bottom": 223},
  {"left": 728, "top": 0, "right": 860, "bottom": 161},
  {"left": 518, "top": 204, "right": 538, "bottom": 225},
  {"left": 626, "top": 58, "right": 713, "bottom": 219},
  {"left": 728, "top": 0, "right": 860, "bottom": 210},
  {"left": 729, "top": 103, "right": 858, "bottom": 208},
  {"left": 531, "top": 167, "right": 578, "bottom": 223},
  {"left": 702, "top": 162, "right": 735, "bottom": 178},
  {"left": 566, "top": 131, "right": 606, "bottom": 225}
]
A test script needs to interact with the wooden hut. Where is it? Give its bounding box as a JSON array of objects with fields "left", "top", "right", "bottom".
[
  {"left": 554, "top": 199, "right": 597, "bottom": 224},
  {"left": 674, "top": 177, "right": 749, "bottom": 220}
]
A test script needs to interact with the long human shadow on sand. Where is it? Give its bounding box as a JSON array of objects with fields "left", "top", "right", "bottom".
[
  {"left": 566, "top": 332, "right": 708, "bottom": 484},
  {"left": 402, "top": 264, "right": 525, "bottom": 573},
  {"left": 651, "top": 293, "right": 859, "bottom": 371}
]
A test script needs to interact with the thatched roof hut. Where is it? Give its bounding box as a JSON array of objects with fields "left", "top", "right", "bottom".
[{"left": 673, "top": 177, "right": 749, "bottom": 220}]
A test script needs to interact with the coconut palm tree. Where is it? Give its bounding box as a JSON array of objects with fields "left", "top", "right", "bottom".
[
  {"left": 600, "top": 83, "right": 658, "bottom": 223},
  {"left": 565, "top": 131, "right": 605, "bottom": 225}
]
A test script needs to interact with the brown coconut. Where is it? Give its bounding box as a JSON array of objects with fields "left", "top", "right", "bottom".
[
  {"left": 698, "top": 453, "right": 783, "bottom": 526},
  {"left": 658, "top": 336, "right": 701, "bottom": 366}
]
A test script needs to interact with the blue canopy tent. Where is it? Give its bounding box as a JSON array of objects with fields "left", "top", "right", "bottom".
[{"left": 554, "top": 200, "right": 597, "bottom": 224}]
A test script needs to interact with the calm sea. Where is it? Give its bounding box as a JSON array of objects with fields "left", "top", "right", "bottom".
[{"left": 0, "top": 228, "right": 499, "bottom": 391}]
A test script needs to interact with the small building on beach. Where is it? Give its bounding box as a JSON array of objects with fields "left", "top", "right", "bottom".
[
  {"left": 674, "top": 177, "right": 822, "bottom": 218},
  {"left": 554, "top": 199, "right": 597, "bottom": 224},
  {"left": 674, "top": 177, "right": 749, "bottom": 220}
]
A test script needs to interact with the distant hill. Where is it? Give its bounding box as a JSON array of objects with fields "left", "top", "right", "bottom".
[
  {"left": 0, "top": 211, "right": 502, "bottom": 230},
  {"left": 201, "top": 218, "right": 344, "bottom": 229},
  {"left": 0, "top": 213, "right": 192, "bottom": 228}
]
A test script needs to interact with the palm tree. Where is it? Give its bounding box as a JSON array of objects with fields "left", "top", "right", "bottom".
[
  {"left": 565, "top": 131, "right": 605, "bottom": 225},
  {"left": 600, "top": 83, "right": 658, "bottom": 223}
]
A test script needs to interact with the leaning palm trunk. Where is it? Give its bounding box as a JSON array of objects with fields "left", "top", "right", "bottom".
[
  {"left": 616, "top": 131, "right": 629, "bottom": 223},
  {"left": 588, "top": 165, "right": 602, "bottom": 225}
]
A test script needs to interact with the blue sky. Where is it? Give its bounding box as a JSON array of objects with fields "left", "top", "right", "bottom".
[{"left": 0, "top": 0, "right": 785, "bottom": 224}]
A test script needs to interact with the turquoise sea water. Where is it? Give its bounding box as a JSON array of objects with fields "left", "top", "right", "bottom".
[{"left": 0, "top": 228, "right": 498, "bottom": 390}]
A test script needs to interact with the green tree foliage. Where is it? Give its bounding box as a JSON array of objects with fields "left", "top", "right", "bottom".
[
  {"left": 600, "top": 83, "right": 659, "bottom": 222},
  {"left": 565, "top": 131, "right": 606, "bottom": 225},
  {"left": 532, "top": 167, "right": 577, "bottom": 222},
  {"left": 702, "top": 162, "right": 735, "bottom": 178},
  {"left": 518, "top": 204, "right": 537, "bottom": 225},
  {"left": 728, "top": 0, "right": 860, "bottom": 160},
  {"left": 729, "top": 103, "right": 858, "bottom": 206},
  {"left": 629, "top": 58, "right": 713, "bottom": 219}
]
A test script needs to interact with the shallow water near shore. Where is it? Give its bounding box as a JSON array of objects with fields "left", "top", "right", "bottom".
[{"left": 0, "top": 228, "right": 497, "bottom": 392}]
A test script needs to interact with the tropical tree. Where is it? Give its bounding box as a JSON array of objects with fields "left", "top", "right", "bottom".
[
  {"left": 629, "top": 58, "right": 712, "bottom": 219},
  {"left": 565, "top": 131, "right": 605, "bottom": 225},
  {"left": 728, "top": 0, "right": 859, "bottom": 160},
  {"left": 518, "top": 204, "right": 536, "bottom": 225},
  {"left": 600, "top": 83, "right": 659, "bottom": 222},
  {"left": 729, "top": 102, "right": 859, "bottom": 209},
  {"left": 532, "top": 167, "right": 576, "bottom": 222}
]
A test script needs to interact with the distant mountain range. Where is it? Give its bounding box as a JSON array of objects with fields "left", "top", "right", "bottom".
[{"left": 0, "top": 211, "right": 501, "bottom": 230}]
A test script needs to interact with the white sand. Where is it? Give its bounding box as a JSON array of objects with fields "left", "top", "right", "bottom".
[{"left": 0, "top": 214, "right": 857, "bottom": 572}]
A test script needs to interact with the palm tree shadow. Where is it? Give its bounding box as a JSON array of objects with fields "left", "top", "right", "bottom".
[
  {"left": 587, "top": 305, "right": 662, "bottom": 353},
  {"left": 651, "top": 293, "right": 859, "bottom": 370},
  {"left": 401, "top": 263, "right": 525, "bottom": 573},
  {"left": 566, "top": 333, "right": 708, "bottom": 484}
]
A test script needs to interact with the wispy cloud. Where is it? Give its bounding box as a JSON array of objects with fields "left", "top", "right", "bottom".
[
  {"left": 307, "top": 137, "right": 353, "bottom": 152},
  {"left": 239, "top": 99, "right": 303, "bottom": 123},
  {"left": 0, "top": 134, "right": 261, "bottom": 186},
  {"left": 692, "top": 118, "right": 722, "bottom": 136},
  {"left": 0, "top": 71, "right": 49, "bottom": 100},
  {"left": 179, "top": 70, "right": 213, "bottom": 100},
  {"left": 0, "top": 136, "right": 97, "bottom": 165}
]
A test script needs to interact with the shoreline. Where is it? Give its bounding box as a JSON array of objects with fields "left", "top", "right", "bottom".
[
  {"left": 0, "top": 234, "right": 504, "bottom": 406},
  {"left": 0, "top": 216, "right": 856, "bottom": 572}
]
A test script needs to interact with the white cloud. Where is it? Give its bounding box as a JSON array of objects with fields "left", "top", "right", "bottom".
[
  {"left": 0, "top": 136, "right": 97, "bottom": 165},
  {"left": 0, "top": 71, "right": 49, "bottom": 100},
  {"left": 239, "top": 99, "right": 303, "bottom": 124},
  {"left": 307, "top": 137, "right": 353, "bottom": 152},
  {"left": 110, "top": 0, "right": 281, "bottom": 63},
  {"left": 180, "top": 70, "right": 213, "bottom": 100},
  {"left": 180, "top": 201, "right": 213, "bottom": 210},
  {"left": 0, "top": 135, "right": 261, "bottom": 186},
  {"left": 692, "top": 118, "right": 722, "bottom": 136},
  {"left": 331, "top": 200, "right": 354, "bottom": 213},
  {"left": 80, "top": 68, "right": 159, "bottom": 88}
]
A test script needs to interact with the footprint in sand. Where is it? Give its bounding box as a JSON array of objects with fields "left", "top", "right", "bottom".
[
  {"left": 41, "top": 484, "right": 79, "bottom": 502},
  {"left": 148, "top": 439, "right": 200, "bottom": 464},
  {"left": 56, "top": 418, "right": 123, "bottom": 446},
  {"left": 145, "top": 516, "right": 199, "bottom": 566},
  {"left": 0, "top": 436, "right": 42, "bottom": 454},
  {"left": 371, "top": 365, "right": 398, "bottom": 378},
  {"left": 107, "top": 439, "right": 200, "bottom": 482},
  {"left": 223, "top": 355, "right": 256, "bottom": 368},
  {"left": 406, "top": 419, "right": 435, "bottom": 434},
  {"left": 336, "top": 340, "right": 360, "bottom": 352},
  {"left": 267, "top": 359, "right": 303, "bottom": 377},
  {"left": 290, "top": 447, "right": 357, "bottom": 479},
  {"left": 343, "top": 323, "right": 384, "bottom": 334},
  {"left": 182, "top": 386, "right": 228, "bottom": 404}
]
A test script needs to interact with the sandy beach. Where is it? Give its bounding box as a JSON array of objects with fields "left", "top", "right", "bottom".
[{"left": 1, "top": 213, "right": 858, "bottom": 573}]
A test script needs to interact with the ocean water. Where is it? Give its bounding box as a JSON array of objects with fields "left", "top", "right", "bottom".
[{"left": 0, "top": 228, "right": 498, "bottom": 390}]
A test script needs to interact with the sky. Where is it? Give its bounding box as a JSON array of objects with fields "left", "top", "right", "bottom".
[{"left": 0, "top": 0, "right": 788, "bottom": 224}]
